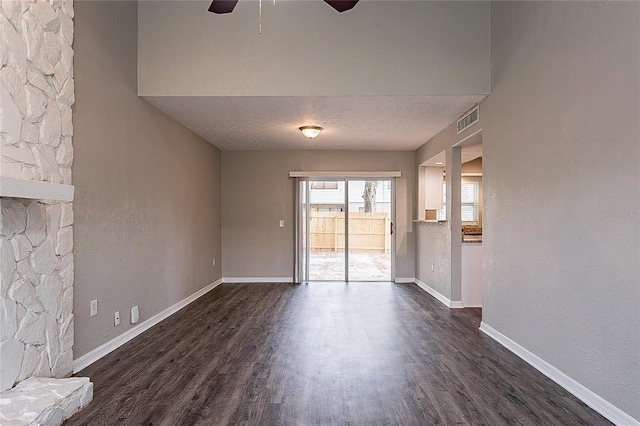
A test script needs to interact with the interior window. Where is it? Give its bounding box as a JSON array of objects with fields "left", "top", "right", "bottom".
[
  {"left": 461, "top": 183, "right": 479, "bottom": 222},
  {"left": 436, "top": 182, "right": 479, "bottom": 222}
]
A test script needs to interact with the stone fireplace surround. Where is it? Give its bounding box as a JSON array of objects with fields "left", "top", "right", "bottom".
[{"left": 1, "top": 0, "right": 92, "bottom": 424}]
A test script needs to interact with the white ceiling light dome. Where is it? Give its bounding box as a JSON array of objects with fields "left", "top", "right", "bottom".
[{"left": 299, "top": 126, "right": 323, "bottom": 139}]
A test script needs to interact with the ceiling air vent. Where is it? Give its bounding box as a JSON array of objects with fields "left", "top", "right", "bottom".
[{"left": 457, "top": 105, "right": 479, "bottom": 134}]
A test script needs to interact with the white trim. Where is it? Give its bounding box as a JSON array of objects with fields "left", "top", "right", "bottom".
[
  {"left": 414, "top": 279, "right": 463, "bottom": 308},
  {"left": 73, "top": 279, "right": 222, "bottom": 373},
  {"left": 414, "top": 278, "right": 464, "bottom": 308},
  {"left": 394, "top": 277, "right": 415, "bottom": 284},
  {"left": 453, "top": 128, "right": 482, "bottom": 148},
  {"left": 479, "top": 322, "right": 640, "bottom": 426},
  {"left": 289, "top": 171, "right": 401, "bottom": 178},
  {"left": 223, "top": 277, "right": 293, "bottom": 283},
  {"left": 415, "top": 279, "right": 451, "bottom": 306},
  {"left": 0, "top": 177, "right": 74, "bottom": 201}
]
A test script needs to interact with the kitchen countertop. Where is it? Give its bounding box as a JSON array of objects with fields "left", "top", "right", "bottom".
[{"left": 462, "top": 236, "right": 482, "bottom": 243}]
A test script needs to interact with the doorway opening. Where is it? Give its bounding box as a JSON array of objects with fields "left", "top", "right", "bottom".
[
  {"left": 454, "top": 131, "right": 483, "bottom": 308},
  {"left": 296, "top": 178, "right": 395, "bottom": 282}
]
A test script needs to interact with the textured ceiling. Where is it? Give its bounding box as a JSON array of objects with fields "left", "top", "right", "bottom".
[{"left": 144, "top": 95, "right": 486, "bottom": 151}]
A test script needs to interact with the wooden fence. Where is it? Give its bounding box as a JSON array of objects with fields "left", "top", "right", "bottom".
[{"left": 308, "top": 212, "right": 391, "bottom": 253}]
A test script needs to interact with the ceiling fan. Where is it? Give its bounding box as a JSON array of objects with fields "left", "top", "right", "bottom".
[{"left": 208, "top": 0, "right": 359, "bottom": 14}]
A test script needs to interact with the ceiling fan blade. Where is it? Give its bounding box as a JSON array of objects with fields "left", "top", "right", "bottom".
[
  {"left": 208, "top": 0, "right": 239, "bottom": 14},
  {"left": 324, "top": 0, "right": 359, "bottom": 13}
]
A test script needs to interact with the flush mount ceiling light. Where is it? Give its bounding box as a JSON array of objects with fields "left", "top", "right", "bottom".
[{"left": 299, "top": 126, "right": 323, "bottom": 139}]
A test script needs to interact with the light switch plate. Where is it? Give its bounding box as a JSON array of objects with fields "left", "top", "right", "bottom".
[{"left": 279, "top": 220, "right": 285, "bottom": 228}]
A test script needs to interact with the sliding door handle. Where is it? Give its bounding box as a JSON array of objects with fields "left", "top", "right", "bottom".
[{"left": 390, "top": 222, "right": 394, "bottom": 235}]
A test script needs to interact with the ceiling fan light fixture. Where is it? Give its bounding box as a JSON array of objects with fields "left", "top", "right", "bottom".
[
  {"left": 299, "top": 126, "right": 323, "bottom": 139},
  {"left": 208, "top": 0, "right": 359, "bottom": 14}
]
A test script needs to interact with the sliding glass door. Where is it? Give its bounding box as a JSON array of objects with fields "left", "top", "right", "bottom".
[
  {"left": 296, "top": 177, "right": 395, "bottom": 282},
  {"left": 347, "top": 180, "right": 393, "bottom": 281},
  {"left": 308, "top": 180, "right": 346, "bottom": 280}
]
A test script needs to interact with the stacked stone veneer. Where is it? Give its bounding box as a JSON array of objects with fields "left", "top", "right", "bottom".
[
  {"left": 1, "top": 0, "right": 74, "bottom": 184},
  {"left": 1, "top": 198, "right": 74, "bottom": 391},
  {"left": 0, "top": 377, "right": 92, "bottom": 424},
  {"left": 1, "top": 0, "right": 75, "bottom": 395}
]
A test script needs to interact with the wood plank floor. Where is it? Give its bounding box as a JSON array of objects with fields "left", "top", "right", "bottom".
[{"left": 66, "top": 283, "right": 611, "bottom": 425}]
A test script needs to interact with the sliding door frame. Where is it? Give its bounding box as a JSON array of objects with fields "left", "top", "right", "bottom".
[
  {"left": 295, "top": 176, "right": 397, "bottom": 282},
  {"left": 345, "top": 179, "right": 350, "bottom": 281}
]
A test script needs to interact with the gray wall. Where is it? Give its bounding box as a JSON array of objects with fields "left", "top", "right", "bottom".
[
  {"left": 221, "top": 151, "right": 415, "bottom": 280},
  {"left": 415, "top": 122, "right": 476, "bottom": 302},
  {"left": 415, "top": 223, "right": 451, "bottom": 297},
  {"left": 73, "top": 1, "right": 222, "bottom": 358},
  {"left": 138, "top": 1, "right": 490, "bottom": 97},
  {"left": 482, "top": 1, "right": 639, "bottom": 419}
]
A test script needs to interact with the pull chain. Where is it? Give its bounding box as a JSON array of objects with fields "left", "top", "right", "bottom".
[
  {"left": 259, "top": 0, "right": 262, "bottom": 35},
  {"left": 258, "top": 0, "right": 276, "bottom": 35}
]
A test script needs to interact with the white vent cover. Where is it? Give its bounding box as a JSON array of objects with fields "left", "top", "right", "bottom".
[{"left": 457, "top": 105, "right": 479, "bottom": 134}]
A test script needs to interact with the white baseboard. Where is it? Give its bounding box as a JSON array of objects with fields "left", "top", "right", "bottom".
[
  {"left": 414, "top": 279, "right": 463, "bottom": 308},
  {"left": 479, "top": 322, "right": 639, "bottom": 426},
  {"left": 394, "top": 277, "right": 415, "bottom": 284},
  {"left": 222, "top": 277, "right": 293, "bottom": 283},
  {"left": 73, "top": 279, "right": 223, "bottom": 373}
]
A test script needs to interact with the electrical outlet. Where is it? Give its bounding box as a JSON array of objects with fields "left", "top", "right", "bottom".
[
  {"left": 131, "top": 306, "right": 139, "bottom": 324},
  {"left": 279, "top": 220, "right": 285, "bottom": 228},
  {"left": 90, "top": 300, "right": 98, "bottom": 317},
  {"left": 212, "top": 257, "right": 216, "bottom": 266},
  {"left": 431, "top": 263, "right": 435, "bottom": 272},
  {"left": 114, "top": 311, "right": 120, "bottom": 326}
]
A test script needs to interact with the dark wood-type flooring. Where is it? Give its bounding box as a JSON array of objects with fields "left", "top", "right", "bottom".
[{"left": 66, "top": 283, "right": 611, "bottom": 425}]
